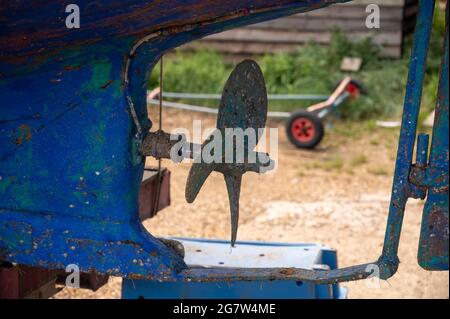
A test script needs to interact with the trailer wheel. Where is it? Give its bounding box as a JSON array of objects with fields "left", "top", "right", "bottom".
[{"left": 286, "top": 110, "right": 324, "bottom": 149}]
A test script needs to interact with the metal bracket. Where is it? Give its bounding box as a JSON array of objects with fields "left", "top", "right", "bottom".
[
  {"left": 142, "top": 0, "right": 448, "bottom": 283},
  {"left": 142, "top": 60, "right": 275, "bottom": 248},
  {"left": 141, "top": 129, "right": 273, "bottom": 173}
]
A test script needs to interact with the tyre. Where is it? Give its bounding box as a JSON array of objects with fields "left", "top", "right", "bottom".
[{"left": 286, "top": 110, "right": 324, "bottom": 149}]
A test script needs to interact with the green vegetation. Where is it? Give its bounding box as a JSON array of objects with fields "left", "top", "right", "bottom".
[
  {"left": 149, "top": 3, "right": 445, "bottom": 121},
  {"left": 305, "top": 156, "right": 344, "bottom": 171},
  {"left": 351, "top": 154, "right": 368, "bottom": 167},
  {"left": 149, "top": 51, "right": 228, "bottom": 96},
  {"left": 368, "top": 165, "right": 389, "bottom": 176}
]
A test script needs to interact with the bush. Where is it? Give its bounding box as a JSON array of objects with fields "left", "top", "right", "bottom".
[
  {"left": 258, "top": 31, "right": 401, "bottom": 119},
  {"left": 149, "top": 50, "right": 230, "bottom": 94},
  {"left": 148, "top": 4, "right": 445, "bottom": 121}
]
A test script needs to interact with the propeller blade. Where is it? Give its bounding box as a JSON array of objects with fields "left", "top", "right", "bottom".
[
  {"left": 185, "top": 161, "right": 215, "bottom": 203},
  {"left": 224, "top": 173, "right": 242, "bottom": 247},
  {"left": 185, "top": 59, "right": 269, "bottom": 247},
  {"left": 217, "top": 59, "right": 268, "bottom": 145}
]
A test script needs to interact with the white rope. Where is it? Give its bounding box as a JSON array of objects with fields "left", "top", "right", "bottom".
[{"left": 147, "top": 98, "right": 291, "bottom": 118}]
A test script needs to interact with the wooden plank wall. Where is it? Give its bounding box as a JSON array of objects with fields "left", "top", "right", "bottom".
[{"left": 180, "top": 0, "right": 418, "bottom": 58}]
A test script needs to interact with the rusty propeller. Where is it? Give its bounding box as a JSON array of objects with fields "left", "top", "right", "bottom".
[{"left": 185, "top": 59, "right": 274, "bottom": 247}]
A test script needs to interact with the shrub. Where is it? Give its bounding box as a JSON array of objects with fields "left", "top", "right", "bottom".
[
  {"left": 149, "top": 50, "right": 230, "bottom": 95},
  {"left": 148, "top": 4, "right": 445, "bottom": 122}
]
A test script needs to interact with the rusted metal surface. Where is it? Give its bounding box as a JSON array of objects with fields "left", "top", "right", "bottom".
[
  {"left": 185, "top": 60, "right": 271, "bottom": 247},
  {"left": 56, "top": 271, "right": 109, "bottom": 292},
  {"left": 141, "top": 130, "right": 190, "bottom": 160},
  {"left": 0, "top": 0, "right": 447, "bottom": 287},
  {"left": 0, "top": 262, "right": 60, "bottom": 299},
  {"left": 0, "top": 261, "right": 110, "bottom": 298},
  {"left": 174, "top": 262, "right": 376, "bottom": 284},
  {"left": 138, "top": 167, "right": 171, "bottom": 220},
  {"left": 158, "top": 238, "right": 185, "bottom": 259},
  {"left": 378, "top": 0, "right": 432, "bottom": 277},
  {"left": 142, "top": 61, "right": 274, "bottom": 248},
  {"left": 122, "top": 239, "right": 348, "bottom": 298},
  {"left": 379, "top": 0, "right": 448, "bottom": 275},
  {"left": 416, "top": 5, "right": 449, "bottom": 270},
  {"left": 0, "top": 1, "right": 350, "bottom": 72},
  {"left": 2, "top": 0, "right": 351, "bottom": 281},
  {"left": 141, "top": 130, "right": 272, "bottom": 169}
]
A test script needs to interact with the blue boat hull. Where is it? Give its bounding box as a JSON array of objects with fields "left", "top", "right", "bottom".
[{"left": 0, "top": 0, "right": 348, "bottom": 280}]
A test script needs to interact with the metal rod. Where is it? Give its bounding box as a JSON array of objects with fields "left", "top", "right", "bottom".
[
  {"left": 148, "top": 98, "right": 290, "bottom": 118},
  {"left": 415, "top": 134, "right": 429, "bottom": 167},
  {"left": 175, "top": 262, "right": 376, "bottom": 284},
  {"left": 158, "top": 56, "right": 163, "bottom": 129},
  {"left": 417, "top": 5, "right": 449, "bottom": 270},
  {"left": 381, "top": 0, "right": 435, "bottom": 262},
  {"left": 160, "top": 92, "right": 328, "bottom": 101},
  {"left": 153, "top": 56, "right": 164, "bottom": 216}
]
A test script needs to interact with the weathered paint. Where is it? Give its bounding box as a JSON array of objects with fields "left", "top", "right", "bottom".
[
  {"left": 0, "top": 1, "right": 350, "bottom": 280},
  {"left": 380, "top": 0, "right": 449, "bottom": 277},
  {"left": 0, "top": 0, "right": 447, "bottom": 284},
  {"left": 123, "top": 238, "right": 347, "bottom": 299},
  {"left": 185, "top": 60, "right": 270, "bottom": 247},
  {"left": 416, "top": 5, "right": 449, "bottom": 270}
]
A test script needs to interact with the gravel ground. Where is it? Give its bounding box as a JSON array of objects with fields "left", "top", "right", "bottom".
[{"left": 55, "top": 108, "right": 448, "bottom": 299}]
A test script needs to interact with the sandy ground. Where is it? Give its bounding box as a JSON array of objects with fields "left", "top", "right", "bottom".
[{"left": 56, "top": 108, "right": 448, "bottom": 299}]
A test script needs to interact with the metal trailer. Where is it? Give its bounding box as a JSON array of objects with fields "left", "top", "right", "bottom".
[
  {"left": 122, "top": 238, "right": 347, "bottom": 299},
  {"left": 147, "top": 77, "right": 365, "bottom": 149},
  {"left": 0, "top": 0, "right": 448, "bottom": 298}
]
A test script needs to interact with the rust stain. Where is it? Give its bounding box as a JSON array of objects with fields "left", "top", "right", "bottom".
[
  {"left": 128, "top": 273, "right": 145, "bottom": 280},
  {"left": 64, "top": 65, "right": 81, "bottom": 71},
  {"left": 427, "top": 208, "right": 449, "bottom": 258},
  {"left": 279, "top": 268, "right": 295, "bottom": 275},
  {"left": 100, "top": 79, "right": 114, "bottom": 89},
  {"left": 14, "top": 124, "right": 32, "bottom": 145},
  {"left": 122, "top": 240, "right": 142, "bottom": 249}
]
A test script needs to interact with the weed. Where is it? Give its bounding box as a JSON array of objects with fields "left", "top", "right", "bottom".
[
  {"left": 148, "top": 4, "right": 445, "bottom": 121},
  {"left": 351, "top": 154, "right": 368, "bottom": 166},
  {"left": 368, "top": 166, "right": 388, "bottom": 176},
  {"left": 305, "top": 156, "right": 344, "bottom": 171}
]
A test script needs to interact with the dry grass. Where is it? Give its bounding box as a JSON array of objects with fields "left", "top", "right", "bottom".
[{"left": 55, "top": 109, "right": 448, "bottom": 299}]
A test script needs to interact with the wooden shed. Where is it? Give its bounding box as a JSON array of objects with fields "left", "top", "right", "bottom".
[{"left": 181, "top": 0, "right": 418, "bottom": 58}]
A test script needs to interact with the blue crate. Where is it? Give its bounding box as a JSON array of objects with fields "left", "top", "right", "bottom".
[{"left": 122, "top": 238, "right": 347, "bottom": 299}]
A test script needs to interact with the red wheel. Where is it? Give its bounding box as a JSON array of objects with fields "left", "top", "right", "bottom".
[
  {"left": 291, "top": 117, "right": 316, "bottom": 144},
  {"left": 286, "top": 110, "right": 324, "bottom": 149}
]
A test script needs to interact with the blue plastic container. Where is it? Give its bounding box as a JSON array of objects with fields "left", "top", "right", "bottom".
[{"left": 122, "top": 238, "right": 347, "bottom": 299}]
